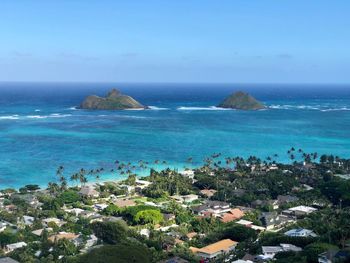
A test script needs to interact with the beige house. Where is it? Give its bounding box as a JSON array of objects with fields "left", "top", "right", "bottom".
[{"left": 190, "top": 239, "right": 238, "bottom": 259}]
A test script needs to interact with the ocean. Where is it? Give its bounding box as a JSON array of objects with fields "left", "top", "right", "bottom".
[{"left": 0, "top": 82, "right": 349, "bottom": 188}]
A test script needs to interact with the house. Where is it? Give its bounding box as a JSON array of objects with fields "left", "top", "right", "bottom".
[
  {"left": 22, "top": 215, "right": 35, "bottom": 226},
  {"left": 260, "top": 212, "right": 293, "bottom": 230},
  {"left": 5, "top": 242, "right": 27, "bottom": 253},
  {"left": 260, "top": 244, "right": 302, "bottom": 259},
  {"left": 318, "top": 250, "right": 350, "bottom": 263},
  {"left": 180, "top": 170, "right": 195, "bottom": 179},
  {"left": 31, "top": 228, "right": 53, "bottom": 236},
  {"left": 282, "top": 205, "right": 317, "bottom": 218},
  {"left": 284, "top": 228, "right": 317, "bottom": 238},
  {"left": 48, "top": 232, "right": 79, "bottom": 243},
  {"left": 200, "top": 189, "right": 217, "bottom": 198},
  {"left": 0, "top": 257, "right": 20, "bottom": 263},
  {"left": 135, "top": 179, "right": 152, "bottom": 189},
  {"left": 65, "top": 208, "right": 85, "bottom": 216},
  {"left": 191, "top": 201, "right": 231, "bottom": 217},
  {"left": 205, "top": 200, "right": 231, "bottom": 215},
  {"left": 190, "top": 239, "right": 238, "bottom": 259},
  {"left": 42, "top": 217, "right": 65, "bottom": 227},
  {"left": 220, "top": 208, "right": 244, "bottom": 223},
  {"left": 114, "top": 198, "right": 136, "bottom": 208},
  {"left": 236, "top": 219, "right": 253, "bottom": 227},
  {"left": 236, "top": 219, "right": 265, "bottom": 231},
  {"left": 79, "top": 186, "right": 99, "bottom": 198},
  {"left": 171, "top": 194, "right": 199, "bottom": 203},
  {"left": 94, "top": 203, "right": 108, "bottom": 211}
]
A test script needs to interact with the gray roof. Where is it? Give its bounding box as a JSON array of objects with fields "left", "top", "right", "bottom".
[{"left": 0, "top": 257, "right": 20, "bottom": 263}]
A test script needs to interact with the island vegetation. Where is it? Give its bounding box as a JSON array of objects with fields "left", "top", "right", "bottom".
[
  {"left": 218, "top": 91, "right": 266, "bottom": 110},
  {"left": 79, "top": 89, "right": 146, "bottom": 110}
]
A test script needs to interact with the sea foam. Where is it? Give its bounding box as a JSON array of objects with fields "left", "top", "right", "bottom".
[{"left": 177, "top": 106, "right": 232, "bottom": 111}]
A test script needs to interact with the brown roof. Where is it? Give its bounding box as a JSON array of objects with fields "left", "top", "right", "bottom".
[
  {"left": 186, "top": 232, "right": 197, "bottom": 239},
  {"left": 114, "top": 199, "right": 136, "bottom": 208},
  {"left": 200, "top": 189, "right": 217, "bottom": 197},
  {"left": 220, "top": 208, "right": 244, "bottom": 223},
  {"left": 229, "top": 208, "right": 244, "bottom": 218},
  {"left": 48, "top": 232, "right": 79, "bottom": 242},
  {"left": 190, "top": 239, "right": 238, "bottom": 255}
]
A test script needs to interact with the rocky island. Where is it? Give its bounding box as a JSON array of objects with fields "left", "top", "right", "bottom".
[
  {"left": 218, "top": 91, "right": 266, "bottom": 110},
  {"left": 79, "top": 89, "right": 146, "bottom": 110}
]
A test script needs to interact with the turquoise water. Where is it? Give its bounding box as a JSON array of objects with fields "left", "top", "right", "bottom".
[{"left": 0, "top": 83, "right": 349, "bottom": 188}]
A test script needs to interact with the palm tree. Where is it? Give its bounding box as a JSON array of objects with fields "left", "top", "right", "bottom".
[
  {"left": 47, "top": 182, "right": 59, "bottom": 195},
  {"left": 70, "top": 173, "right": 79, "bottom": 187}
]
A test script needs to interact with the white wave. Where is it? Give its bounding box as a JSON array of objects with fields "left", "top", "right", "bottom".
[
  {"left": 26, "top": 114, "right": 72, "bottom": 119},
  {"left": 269, "top": 104, "right": 350, "bottom": 112},
  {"left": 49, "top": 113, "right": 72, "bottom": 118},
  {"left": 321, "top": 107, "right": 350, "bottom": 112},
  {"left": 67, "top": 106, "right": 78, "bottom": 110},
  {"left": 34, "top": 109, "right": 41, "bottom": 112},
  {"left": 148, "top": 106, "right": 169, "bottom": 110},
  {"left": 0, "top": 115, "right": 19, "bottom": 120},
  {"left": 27, "top": 115, "right": 47, "bottom": 119},
  {"left": 124, "top": 108, "right": 145, "bottom": 111},
  {"left": 177, "top": 106, "right": 232, "bottom": 111}
]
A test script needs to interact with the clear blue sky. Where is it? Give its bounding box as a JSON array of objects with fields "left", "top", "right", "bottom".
[{"left": 1, "top": 0, "right": 349, "bottom": 83}]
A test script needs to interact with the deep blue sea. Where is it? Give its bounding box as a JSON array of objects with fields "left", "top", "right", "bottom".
[{"left": 0, "top": 82, "right": 349, "bottom": 188}]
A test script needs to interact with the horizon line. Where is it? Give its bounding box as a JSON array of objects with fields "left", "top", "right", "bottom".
[{"left": 0, "top": 80, "right": 350, "bottom": 86}]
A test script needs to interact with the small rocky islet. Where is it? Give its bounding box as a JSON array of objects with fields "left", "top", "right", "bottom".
[
  {"left": 79, "top": 88, "right": 266, "bottom": 111},
  {"left": 79, "top": 89, "right": 146, "bottom": 110},
  {"left": 218, "top": 91, "right": 266, "bottom": 110}
]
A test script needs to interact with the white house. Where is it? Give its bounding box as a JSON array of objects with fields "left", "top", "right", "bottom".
[
  {"left": 260, "top": 244, "right": 302, "bottom": 259},
  {"left": 284, "top": 228, "right": 317, "bottom": 238},
  {"left": 22, "top": 215, "right": 35, "bottom": 226},
  {"left": 5, "top": 242, "right": 27, "bottom": 253}
]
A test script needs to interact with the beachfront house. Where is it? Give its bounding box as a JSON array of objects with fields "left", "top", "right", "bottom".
[
  {"left": 171, "top": 194, "right": 199, "bottom": 204},
  {"left": 79, "top": 186, "right": 99, "bottom": 198},
  {"left": 190, "top": 239, "right": 238, "bottom": 260}
]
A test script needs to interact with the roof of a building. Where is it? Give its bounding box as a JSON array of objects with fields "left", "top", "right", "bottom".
[
  {"left": 79, "top": 186, "right": 99, "bottom": 196},
  {"left": 284, "top": 228, "right": 317, "bottom": 237},
  {"left": 190, "top": 239, "right": 238, "bottom": 255},
  {"left": 0, "top": 257, "right": 20, "bottom": 263},
  {"left": 288, "top": 205, "right": 317, "bottom": 213},
  {"left": 48, "top": 232, "right": 79, "bottom": 242},
  {"left": 236, "top": 219, "right": 253, "bottom": 225},
  {"left": 200, "top": 189, "right": 217, "bottom": 197},
  {"left": 114, "top": 199, "right": 136, "bottom": 208},
  {"left": 6, "top": 242, "right": 27, "bottom": 250}
]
